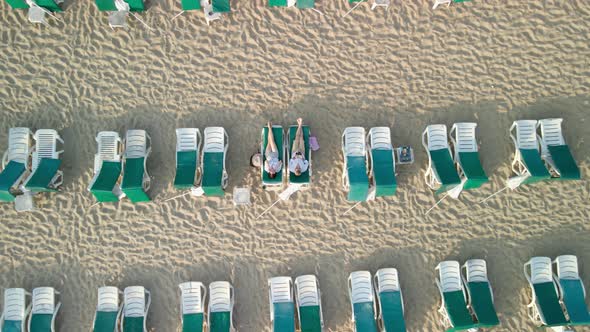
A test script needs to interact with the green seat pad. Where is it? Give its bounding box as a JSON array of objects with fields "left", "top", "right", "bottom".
[
  {"left": 467, "top": 282, "right": 499, "bottom": 327},
  {"left": 182, "top": 313, "right": 204, "bottom": 332},
  {"left": 353, "top": 302, "right": 377, "bottom": 332},
  {"left": 559, "top": 279, "right": 590, "bottom": 325},
  {"left": 209, "top": 311, "right": 231, "bottom": 332},
  {"left": 379, "top": 291, "right": 405, "bottom": 332},
  {"left": 175, "top": 150, "right": 198, "bottom": 189},
  {"left": 2, "top": 320, "right": 23, "bottom": 332},
  {"left": 457, "top": 152, "right": 488, "bottom": 190},
  {"left": 4, "top": 0, "right": 28, "bottom": 9},
  {"left": 296, "top": 0, "right": 313, "bottom": 8},
  {"left": 346, "top": 156, "right": 369, "bottom": 202},
  {"left": 288, "top": 126, "right": 310, "bottom": 185},
  {"left": 95, "top": 0, "right": 116, "bottom": 11},
  {"left": 212, "top": 0, "right": 230, "bottom": 12},
  {"left": 125, "top": 0, "right": 144, "bottom": 11},
  {"left": 273, "top": 302, "right": 295, "bottom": 332},
  {"left": 548, "top": 145, "right": 580, "bottom": 180},
  {"left": 93, "top": 311, "right": 119, "bottom": 332},
  {"left": 123, "top": 316, "right": 144, "bottom": 332},
  {"left": 181, "top": 0, "right": 200, "bottom": 10},
  {"left": 299, "top": 305, "right": 321, "bottom": 332},
  {"left": 122, "top": 157, "right": 150, "bottom": 203},
  {"left": 202, "top": 152, "right": 225, "bottom": 196},
  {"left": 371, "top": 149, "right": 396, "bottom": 197},
  {"left": 35, "top": 0, "right": 62, "bottom": 11},
  {"left": 520, "top": 149, "right": 551, "bottom": 185},
  {"left": 533, "top": 282, "right": 567, "bottom": 326},
  {"left": 90, "top": 161, "right": 122, "bottom": 203},
  {"left": 429, "top": 149, "right": 461, "bottom": 194},
  {"left": 442, "top": 290, "right": 475, "bottom": 330},
  {"left": 269, "top": 0, "right": 287, "bottom": 6},
  {"left": 25, "top": 158, "right": 61, "bottom": 192},
  {"left": 262, "top": 127, "right": 283, "bottom": 185},
  {"left": 29, "top": 314, "right": 53, "bottom": 332},
  {"left": 0, "top": 161, "right": 26, "bottom": 202}
]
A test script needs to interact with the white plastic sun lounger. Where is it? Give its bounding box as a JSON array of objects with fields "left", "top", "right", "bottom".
[
  {"left": 508, "top": 120, "right": 551, "bottom": 189},
  {"left": 374, "top": 268, "right": 406, "bottom": 332},
  {"left": 22, "top": 129, "right": 64, "bottom": 191},
  {"left": 294, "top": 275, "right": 324, "bottom": 331},
  {"left": 200, "top": 127, "right": 229, "bottom": 196},
  {"left": 124, "top": 129, "right": 151, "bottom": 189},
  {"left": 461, "top": 259, "right": 499, "bottom": 328},
  {"left": 93, "top": 286, "right": 122, "bottom": 332},
  {"left": 28, "top": 287, "right": 61, "bottom": 332},
  {"left": 122, "top": 286, "right": 151, "bottom": 332},
  {"left": 342, "top": 127, "right": 369, "bottom": 202},
  {"left": 367, "top": 127, "right": 397, "bottom": 198},
  {"left": 537, "top": 119, "right": 580, "bottom": 180},
  {"left": 348, "top": 271, "right": 378, "bottom": 332},
  {"left": 449, "top": 123, "right": 488, "bottom": 191},
  {"left": 524, "top": 257, "right": 568, "bottom": 328},
  {"left": 121, "top": 130, "right": 152, "bottom": 203},
  {"left": 174, "top": 128, "right": 202, "bottom": 189},
  {"left": 208, "top": 281, "right": 235, "bottom": 332},
  {"left": 179, "top": 282, "right": 206, "bottom": 332},
  {"left": 269, "top": 276, "right": 295, "bottom": 332},
  {"left": 0, "top": 128, "right": 33, "bottom": 200},
  {"left": 435, "top": 261, "right": 475, "bottom": 330},
  {"left": 1, "top": 288, "right": 31, "bottom": 332},
  {"left": 553, "top": 255, "right": 590, "bottom": 326},
  {"left": 422, "top": 125, "right": 461, "bottom": 195},
  {"left": 88, "top": 131, "right": 123, "bottom": 201}
]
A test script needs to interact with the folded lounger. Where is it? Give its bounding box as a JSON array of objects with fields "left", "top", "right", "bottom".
[
  {"left": 22, "top": 129, "right": 64, "bottom": 193},
  {"left": 28, "top": 287, "right": 61, "bottom": 332},
  {"left": 122, "top": 286, "right": 151, "bottom": 332},
  {"left": 261, "top": 125, "right": 284, "bottom": 189},
  {"left": 461, "top": 259, "right": 499, "bottom": 328},
  {"left": 294, "top": 275, "right": 323, "bottom": 332},
  {"left": 121, "top": 130, "right": 151, "bottom": 203},
  {"left": 200, "top": 127, "right": 229, "bottom": 196},
  {"left": 367, "top": 127, "right": 396, "bottom": 198},
  {"left": 435, "top": 261, "right": 476, "bottom": 331},
  {"left": 538, "top": 119, "right": 581, "bottom": 180},
  {"left": 342, "top": 127, "right": 369, "bottom": 202},
  {"left": 287, "top": 125, "right": 311, "bottom": 188},
  {"left": 449, "top": 123, "right": 488, "bottom": 191},
  {"left": 179, "top": 282, "right": 206, "bottom": 332},
  {"left": 523, "top": 257, "right": 568, "bottom": 328},
  {"left": 89, "top": 131, "right": 123, "bottom": 203},
  {"left": 348, "top": 271, "right": 378, "bottom": 332},
  {"left": 1, "top": 288, "right": 31, "bottom": 332},
  {"left": 554, "top": 255, "right": 590, "bottom": 326},
  {"left": 93, "top": 286, "right": 122, "bottom": 332},
  {"left": 174, "top": 128, "right": 201, "bottom": 190},
  {"left": 208, "top": 281, "right": 235, "bottom": 332},
  {"left": 0, "top": 128, "right": 32, "bottom": 202},
  {"left": 422, "top": 125, "right": 461, "bottom": 195},
  {"left": 374, "top": 268, "right": 406, "bottom": 332},
  {"left": 508, "top": 120, "right": 551, "bottom": 189},
  {"left": 269, "top": 277, "right": 295, "bottom": 332}
]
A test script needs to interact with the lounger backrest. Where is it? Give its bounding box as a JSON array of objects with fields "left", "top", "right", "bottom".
[
  {"left": 344, "top": 127, "right": 366, "bottom": 157},
  {"left": 97, "top": 286, "right": 119, "bottom": 312},
  {"left": 7, "top": 128, "right": 31, "bottom": 166},
  {"left": 451, "top": 123, "right": 478, "bottom": 153},
  {"left": 368, "top": 127, "right": 392, "bottom": 150},
  {"left": 97, "top": 132, "right": 121, "bottom": 162},
  {"left": 209, "top": 281, "right": 232, "bottom": 313},
  {"left": 269, "top": 277, "right": 293, "bottom": 303},
  {"left": 31, "top": 287, "right": 55, "bottom": 315},
  {"left": 294, "top": 275, "right": 320, "bottom": 307},
  {"left": 125, "top": 130, "right": 148, "bottom": 159},
  {"left": 32, "top": 129, "right": 60, "bottom": 170},
  {"left": 3, "top": 288, "right": 27, "bottom": 321},
  {"left": 529, "top": 257, "right": 553, "bottom": 284},
  {"left": 513, "top": 120, "right": 539, "bottom": 150},
  {"left": 538, "top": 119, "right": 565, "bottom": 147},
  {"left": 204, "top": 127, "right": 226, "bottom": 153},
  {"left": 425, "top": 125, "right": 449, "bottom": 151},
  {"left": 375, "top": 268, "right": 400, "bottom": 293},
  {"left": 350, "top": 271, "right": 374, "bottom": 304},
  {"left": 555, "top": 255, "right": 579, "bottom": 280},
  {"left": 124, "top": 286, "right": 146, "bottom": 317},
  {"left": 176, "top": 128, "right": 200, "bottom": 152},
  {"left": 464, "top": 259, "right": 488, "bottom": 283},
  {"left": 437, "top": 261, "right": 462, "bottom": 293},
  {"left": 179, "top": 282, "right": 205, "bottom": 315}
]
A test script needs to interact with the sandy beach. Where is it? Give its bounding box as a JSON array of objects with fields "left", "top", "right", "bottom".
[{"left": 0, "top": 0, "right": 589, "bottom": 330}]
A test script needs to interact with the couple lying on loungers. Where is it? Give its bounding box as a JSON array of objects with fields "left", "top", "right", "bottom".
[{"left": 264, "top": 118, "right": 309, "bottom": 179}]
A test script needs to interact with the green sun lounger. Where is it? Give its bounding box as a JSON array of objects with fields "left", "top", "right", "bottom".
[
  {"left": 297, "top": 0, "right": 314, "bottom": 8},
  {"left": 212, "top": 0, "right": 230, "bottom": 12},
  {"left": 368, "top": 127, "right": 397, "bottom": 197},
  {"left": 179, "top": 282, "right": 205, "bottom": 332},
  {"left": 295, "top": 275, "right": 323, "bottom": 332},
  {"left": 349, "top": 271, "right": 378, "bottom": 332},
  {"left": 179, "top": 0, "right": 200, "bottom": 10},
  {"left": 0, "top": 161, "right": 26, "bottom": 202},
  {"left": 423, "top": 125, "right": 461, "bottom": 194},
  {"left": 95, "top": 0, "right": 117, "bottom": 11},
  {"left": 508, "top": 121, "right": 551, "bottom": 188},
  {"left": 525, "top": 257, "right": 568, "bottom": 328},
  {"left": 288, "top": 125, "right": 311, "bottom": 186},
  {"left": 533, "top": 282, "right": 568, "bottom": 326},
  {"left": 262, "top": 126, "right": 284, "bottom": 187},
  {"left": 538, "top": 119, "right": 581, "bottom": 180},
  {"left": 201, "top": 127, "right": 228, "bottom": 196},
  {"left": 375, "top": 269, "right": 406, "bottom": 332},
  {"left": 122, "top": 157, "right": 150, "bottom": 203},
  {"left": 0, "top": 127, "right": 32, "bottom": 201},
  {"left": 273, "top": 302, "right": 295, "bottom": 332},
  {"left": 554, "top": 255, "right": 590, "bottom": 326},
  {"left": 461, "top": 260, "right": 499, "bottom": 328},
  {"left": 208, "top": 281, "right": 234, "bottom": 332},
  {"left": 23, "top": 129, "right": 64, "bottom": 193},
  {"left": 518, "top": 149, "right": 551, "bottom": 185},
  {"left": 343, "top": 127, "right": 369, "bottom": 202},
  {"left": 123, "top": 287, "right": 150, "bottom": 332},
  {"left": 449, "top": 123, "right": 488, "bottom": 191},
  {"left": 29, "top": 287, "right": 60, "bottom": 332},
  {"left": 436, "top": 261, "right": 478, "bottom": 331},
  {"left": 269, "top": 0, "right": 287, "bottom": 6},
  {"left": 93, "top": 287, "right": 121, "bottom": 332},
  {"left": 174, "top": 129, "right": 201, "bottom": 190},
  {"left": 91, "top": 161, "right": 122, "bottom": 203},
  {"left": 269, "top": 277, "right": 295, "bottom": 332},
  {"left": 1, "top": 288, "right": 30, "bottom": 332},
  {"left": 24, "top": 159, "right": 62, "bottom": 192}
]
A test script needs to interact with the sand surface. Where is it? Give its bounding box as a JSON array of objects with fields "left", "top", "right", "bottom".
[{"left": 1, "top": 0, "right": 590, "bottom": 330}]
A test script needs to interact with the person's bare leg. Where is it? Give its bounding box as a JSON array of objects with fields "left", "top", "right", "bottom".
[
  {"left": 267, "top": 122, "right": 278, "bottom": 154},
  {"left": 292, "top": 118, "right": 305, "bottom": 155}
]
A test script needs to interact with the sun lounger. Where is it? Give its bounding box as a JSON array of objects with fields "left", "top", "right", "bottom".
[
  {"left": 342, "top": 127, "right": 369, "bottom": 202},
  {"left": 179, "top": 282, "right": 206, "bottom": 332},
  {"left": 435, "top": 261, "right": 476, "bottom": 331},
  {"left": 269, "top": 277, "right": 295, "bottom": 332},
  {"left": 200, "top": 127, "right": 229, "bottom": 196},
  {"left": 508, "top": 120, "right": 551, "bottom": 189},
  {"left": 422, "top": 125, "right": 461, "bottom": 195},
  {"left": 294, "top": 275, "right": 323, "bottom": 332},
  {"left": 93, "top": 286, "right": 122, "bottom": 332},
  {"left": 449, "top": 123, "right": 488, "bottom": 191},
  {"left": 461, "top": 259, "right": 499, "bottom": 328},
  {"left": 175, "top": 128, "right": 201, "bottom": 190},
  {"left": 121, "top": 130, "right": 151, "bottom": 203},
  {"left": 28, "top": 287, "right": 60, "bottom": 332},
  {"left": 0, "top": 128, "right": 32, "bottom": 202},
  {"left": 554, "top": 255, "right": 590, "bottom": 326},
  {"left": 261, "top": 126, "right": 284, "bottom": 188},
  {"left": 208, "top": 281, "right": 235, "bottom": 332},
  {"left": 287, "top": 125, "right": 311, "bottom": 188},
  {"left": 8, "top": 0, "right": 63, "bottom": 11},
  {"left": 1, "top": 288, "right": 30, "bottom": 332},
  {"left": 89, "top": 131, "right": 123, "bottom": 203},
  {"left": 212, "top": 0, "right": 230, "bottom": 12},
  {"left": 269, "top": 0, "right": 295, "bottom": 7},
  {"left": 367, "top": 127, "right": 396, "bottom": 197},
  {"left": 524, "top": 257, "right": 568, "bottom": 328},
  {"left": 122, "top": 286, "right": 150, "bottom": 332},
  {"left": 296, "top": 0, "right": 313, "bottom": 8},
  {"left": 349, "top": 271, "right": 378, "bottom": 332},
  {"left": 96, "top": 0, "right": 142, "bottom": 10},
  {"left": 374, "top": 268, "right": 405, "bottom": 332},
  {"left": 537, "top": 119, "right": 580, "bottom": 180},
  {"left": 22, "top": 129, "right": 64, "bottom": 193}
]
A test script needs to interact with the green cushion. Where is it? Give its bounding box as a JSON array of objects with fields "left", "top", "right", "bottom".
[
  {"left": 123, "top": 316, "right": 144, "bottom": 332},
  {"left": 95, "top": 0, "right": 116, "bottom": 11},
  {"left": 90, "top": 161, "right": 122, "bottom": 203},
  {"left": 371, "top": 149, "right": 396, "bottom": 197},
  {"left": 93, "top": 311, "right": 119, "bottom": 332},
  {"left": 2, "top": 320, "right": 23, "bottom": 332},
  {"left": 533, "top": 281, "right": 568, "bottom": 326},
  {"left": 467, "top": 282, "right": 499, "bottom": 327},
  {"left": 457, "top": 152, "right": 488, "bottom": 190},
  {"left": 548, "top": 145, "right": 580, "bottom": 180},
  {"left": 125, "top": 0, "right": 144, "bottom": 11},
  {"left": 273, "top": 302, "right": 295, "bottom": 332},
  {"left": 4, "top": 0, "right": 28, "bottom": 9},
  {"left": 520, "top": 149, "right": 551, "bottom": 185},
  {"left": 209, "top": 311, "right": 231, "bottom": 332},
  {"left": 429, "top": 149, "right": 461, "bottom": 194},
  {"left": 299, "top": 305, "right": 321, "bottom": 332},
  {"left": 122, "top": 157, "right": 150, "bottom": 203},
  {"left": 559, "top": 279, "right": 590, "bottom": 325},
  {"left": 348, "top": 0, "right": 360, "bottom": 3},
  {"left": 353, "top": 302, "right": 377, "bottom": 332},
  {"left": 346, "top": 156, "right": 369, "bottom": 202},
  {"left": 442, "top": 290, "right": 475, "bottom": 330},
  {"left": 288, "top": 126, "right": 310, "bottom": 184},
  {"left": 25, "top": 158, "right": 61, "bottom": 192},
  {"left": 181, "top": 0, "right": 200, "bottom": 10},
  {"left": 296, "top": 0, "right": 313, "bottom": 8},
  {"left": 212, "top": 0, "right": 230, "bottom": 12},
  {"left": 379, "top": 291, "right": 406, "bottom": 332},
  {"left": 34, "top": 0, "right": 62, "bottom": 11},
  {"left": 269, "top": 0, "right": 287, "bottom": 6},
  {"left": 182, "top": 313, "right": 204, "bottom": 332},
  {"left": 262, "top": 127, "right": 283, "bottom": 185},
  {"left": 175, "top": 150, "right": 198, "bottom": 189},
  {"left": 0, "top": 161, "right": 26, "bottom": 202},
  {"left": 202, "top": 152, "right": 225, "bottom": 196},
  {"left": 29, "top": 314, "right": 53, "bottom": 332}
]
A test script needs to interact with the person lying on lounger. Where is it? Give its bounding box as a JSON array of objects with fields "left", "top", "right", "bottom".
[
  {"left": 264, "top": 122, "right": 282, "bottom": 179},
  {"left": 289, "top": 118, "right": 309, "bottom": 176}
]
